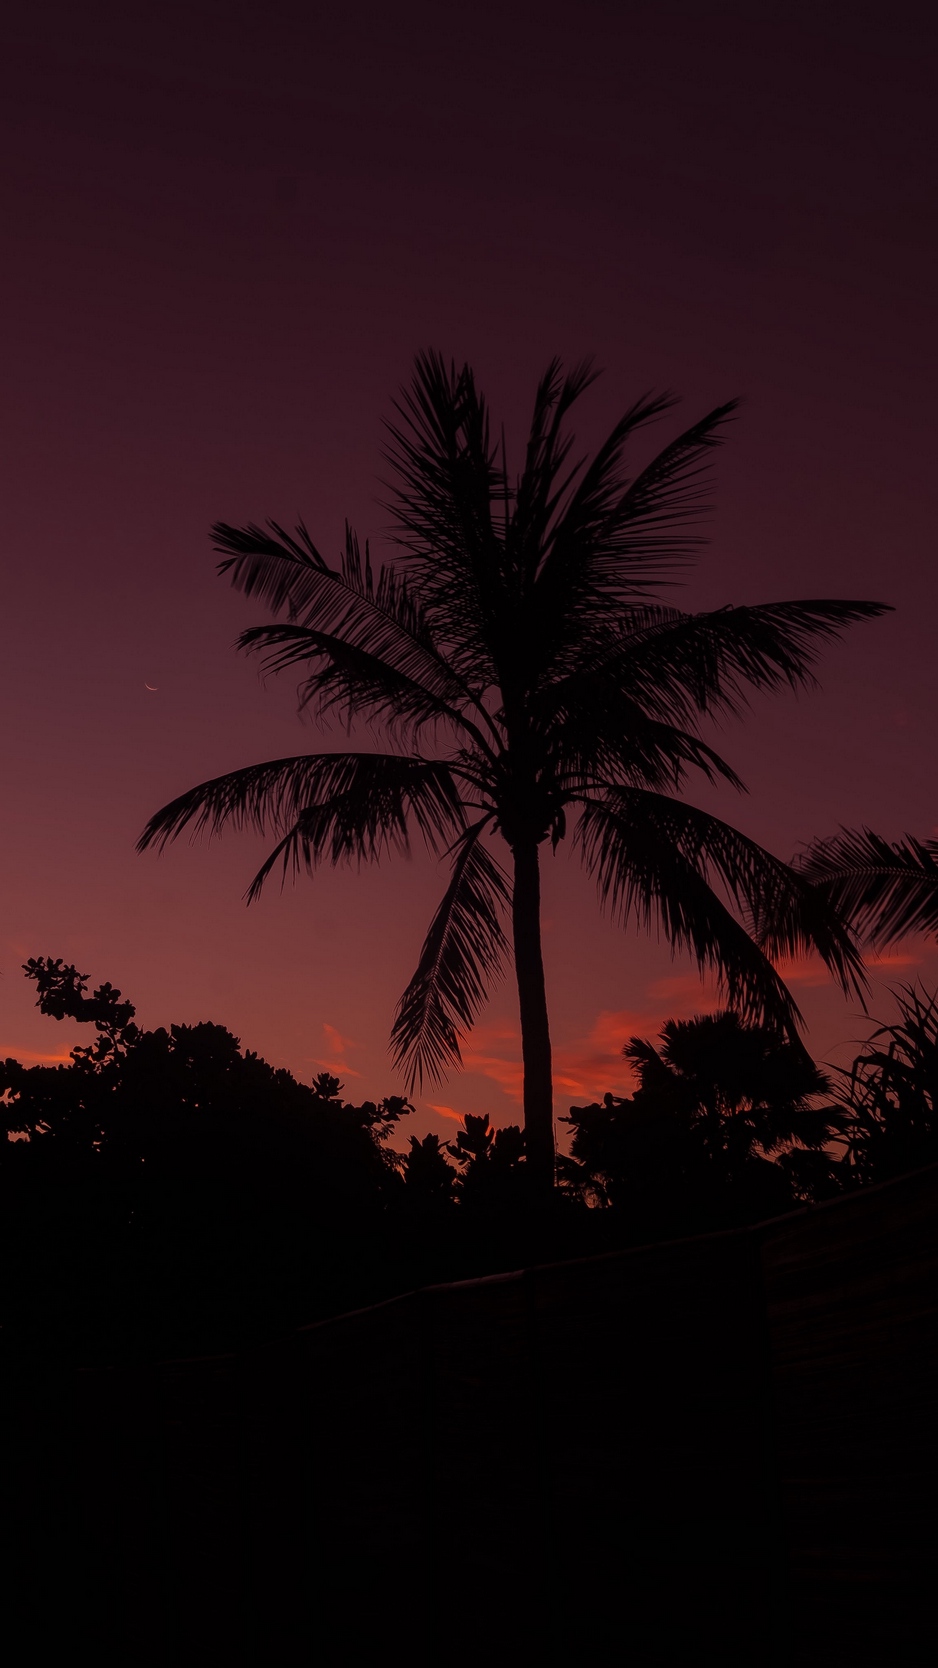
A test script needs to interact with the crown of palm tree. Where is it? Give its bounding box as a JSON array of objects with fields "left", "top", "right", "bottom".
[{"left": 139, "top": 353, "right": 885, "bottom": 1121}]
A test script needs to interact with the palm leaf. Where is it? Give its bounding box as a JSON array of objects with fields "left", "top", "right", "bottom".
[
  {"left": 138, "top": 753, "right": 466, "bottom": 896},
  {"left": 610, "top": 599, "right": 891, "bottom": 722},
  {"left": 525, "top": 399, "right": 738, "bottom": 682},
  {"left": 391, "top": 821, "right": 511, "bottom": 1087},
  {"left": 538, "top": 667, "right": 746, "bottom": 792},
  {"left": 798, "top": 828, "right": 938, "bottom": 943},
  {"left": 543, "top": 598, "right": 890, "bottom": 721},
  {"left": 236, "top": 621, "right": 492, "bottom": 748},
  {"left": 383, "top": 352, "right": 506, "bottom": 684},
  {"left": 575, "top": 793, "right": 802, "bottom": 1034},
  {"left": 629, "top": 787, "right": 866, "bottom": 995},
  {"left": 214, "top": 518, "right": 477, "bottom": 714},
  {"left": 508, "top": 357, "right": 600, "bottom": 586},
  {"left": 575, "top": 787, "right": 866, "bottom": 1032}
]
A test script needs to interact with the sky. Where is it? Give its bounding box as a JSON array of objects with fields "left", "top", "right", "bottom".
[{"left": 3, "top": 0, "right": 936, "bottom": 1138}]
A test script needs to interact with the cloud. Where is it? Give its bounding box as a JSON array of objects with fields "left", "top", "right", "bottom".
[
  {"left": 646, "top": 974, "right": 722, "bottom": 1010},
  {"left": 460, "top": 1034, "right": 525, "bottom": 1101},
  {"left": 453, "top": 955, "right": 906, "bottom": 1111},
  {"left": 312, "top": 1021, "right": 362, "bottom": 1078},
  {"left": 771, "top": 954, "right": 836, "bottom": 989},
  {"left": 771, "top": 947, "right": 921, "bottom": 989},
  {"left": 458, "top": 975, "right": 725, "bottom": 1108},
  {"left": 865, "top": 950, "right": 920, "bottom": 970},
  {"left": 0, "top": 1045, "right": 73, "bottom": 1065},
  {"left": 426, "top": 1102, "right": 465, "bottom": 1124}
]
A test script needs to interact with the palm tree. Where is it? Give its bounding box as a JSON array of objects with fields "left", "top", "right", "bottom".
[
  {"left": 139, "top": 353, "right": 885, "bottom": 1195},
  {"left": 622, "top": 1012, "right": 843, "bottom": 1198},
  {"left": 562, "top": 1012, "right": 845, "bottom": 1219},
  {"left": 798, "top": 829, "right": 938, "bottom": 946}
]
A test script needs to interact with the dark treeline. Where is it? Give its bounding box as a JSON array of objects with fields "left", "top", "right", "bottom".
[{"left": 3, "top": 956, "right": 936, "bottom": 1366}]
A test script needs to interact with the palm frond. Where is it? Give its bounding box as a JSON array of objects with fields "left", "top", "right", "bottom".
[
  {"left": 525, "top": 398, "right": 738, "bottom": 681},
  {"left": 575, "top": 787, "right": 866, "bottom": 1030},
  {"left": 138, "top": 753, "right": 466, "bottom": 894},
  {"left": 236, "top": 621, "right": 488, "bottom": 747},
  {"left": 538, "top": 668, "right": 746, "bottom": 792},
  {"left": 214, "top": 518, "right": 476, "bottom": 713},
  {"left": 575, "top": 792, "right": 803, "bottom": 1035},
  {"left": 603, "top": 599, "right": 891, "bottom": 723},
  {"left": 640, "top": 789, "right": 867, "bottom": 995},
  {"left": 797, "top": 828, "right": 938, "bottom": 944},
  {"left": 383, "top": 351, "right": 505, "bottom": 684},
  {"left": 391, "top": 821, "right": 511, "bottom": 1088},
  {"left": 540, "top": 399, "right": 734, "bottom": 586},
  {"left": 508, "top": 358, "right": 600, "bottom": 586},
  {"left": 611, "top": 402, "right": 740, "bottom": 558}
]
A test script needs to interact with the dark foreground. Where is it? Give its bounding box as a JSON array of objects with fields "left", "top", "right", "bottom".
[{"left": 6, "top": 1164, "right": 936, "bottom": 1666}]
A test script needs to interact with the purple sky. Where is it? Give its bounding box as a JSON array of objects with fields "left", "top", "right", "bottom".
[{"left": 3, "top": 0, "right": 936, "bottom": 1135}]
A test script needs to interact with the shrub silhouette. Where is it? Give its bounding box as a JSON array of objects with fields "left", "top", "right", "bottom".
[
  {"left": 445, "top": 1112, "right": 527, "bottom": 1207},
  {"left": 399, "top": 1131, "right": 457, "bottom": 1207},
  {"left": 837, "top": 984, "right": 938, "bottom": 1183}
]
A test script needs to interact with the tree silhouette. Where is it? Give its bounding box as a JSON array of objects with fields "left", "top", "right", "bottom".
[
  {"left": 798, "top": 828, "right": 938, "bottom": 945},
  {"left": 139, "top": 353, "right": 883, "bottom": 1193},
  {"left": 2, "top": 957, "right": 409, "bottom": 1200},
  {"left": 563, "top": 1012, "right": 845, "bottom": 1225},
  {"left": 2, "top": 958, "right": 433, "bottom": 1359}
]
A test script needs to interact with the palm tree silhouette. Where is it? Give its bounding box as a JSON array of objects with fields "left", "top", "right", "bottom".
[
  {"left": 563, "top": 1011, "right": 844, "bottom": 1218},
  {"left": 623, "top": 1011, "right": 840, "bottom": 1180},
  {"left": 139, "top": 354, "right": 884, "bottom": 1193},
  {"left": 798, "top": 828, "right": 938, "bottom": 946}
]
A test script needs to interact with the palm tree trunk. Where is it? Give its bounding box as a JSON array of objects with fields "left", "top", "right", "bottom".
[{"left": 511, "top": 839, "right": 554, "bottom": 1195}]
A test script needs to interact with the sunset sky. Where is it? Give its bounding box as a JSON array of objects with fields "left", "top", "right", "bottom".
[{"left": 3, "top": 0, "right": 936, "bottom": 1138}]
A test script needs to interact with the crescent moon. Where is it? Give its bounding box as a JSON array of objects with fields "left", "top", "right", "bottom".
[{"left": 145, "top": 683, "right": 158, "bottom": 691}]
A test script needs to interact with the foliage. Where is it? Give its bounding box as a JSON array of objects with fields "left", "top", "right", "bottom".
[
  {"left": 562, "top": 1012, "right": 846, "bottom": 1228},
  {"left": 8, "top": 957, "right": 937, "bottom": 1366},
  {"left": 837, "top": 985, "right": 938, "bottom": 1183},
  {"left": 398, "top": 1131, "right": 457, "bottom": 1207},
  {"left": 445, "top": 1112, "right": 526, "bottom": 1206},
  {"left": 1, "top": 958, "right": 407, "bottom": 1200}
]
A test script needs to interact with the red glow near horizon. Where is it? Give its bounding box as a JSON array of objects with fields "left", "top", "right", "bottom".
[{"left": 2, "top": 2, "right": 937, "bottom": 1139}]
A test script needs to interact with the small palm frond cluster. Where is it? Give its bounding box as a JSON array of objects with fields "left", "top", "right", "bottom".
[
  {"left": 798, "top": 828, "right": 938, "bottom": 945},
  {"left": 838, "top": 984, "right": 938, "bottom": 1180},
  {"left": 140, "top": 353, "right": 887, "bottom": 1088}
]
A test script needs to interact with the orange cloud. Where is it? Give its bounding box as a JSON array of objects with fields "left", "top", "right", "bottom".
[
  {"left": 865, "top": 950, "right": 920, "bottom": 970},
  {"left": 457, "top": 978, "right": 724, "bottom": 1109},
  {"left": 770, "top": 954, "right": 834, "bottom": 989},
  {"left": 460, "top": 1035, "right": 525, "bottom": 1102},
  {"left": 453, "top": 956, "right": 889, "bottom": 1113},
  {"left": 646, "top": 973, "right": 722, "bottom": 1011},
  {"left": 312, "top": 1021, "right": 362, "bottom": 1078},
  {"left": 0, "top": 1045, "right": 74, "bottom": 1065},
  {"left": 426, "top": 1102, "right": 465, "bottom": 1124},
  {"left": 772, "top": 948, "right": 921, "bottom": 988}
]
